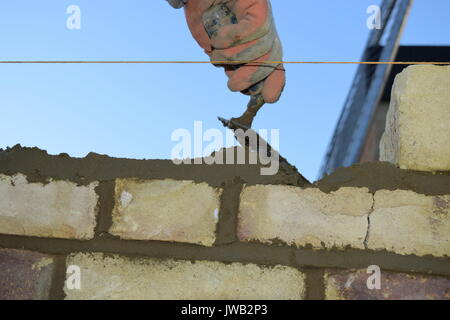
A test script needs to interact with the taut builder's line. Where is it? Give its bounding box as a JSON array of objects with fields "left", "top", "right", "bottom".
[{"left": 0, "top": 60, "right": 449, "bottom": 65}]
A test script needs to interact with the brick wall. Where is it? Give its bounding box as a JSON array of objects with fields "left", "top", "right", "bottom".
[
  {"left": 0, "top": 147, "right": 448, "bottom": 300},
  {"left": 0, "top": 66, "right": 449, "bottom": 300}
]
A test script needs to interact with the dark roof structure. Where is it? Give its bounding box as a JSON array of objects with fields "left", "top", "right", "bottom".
[{"left": 319, "top": 0, "right": 414, "bottom": 178}]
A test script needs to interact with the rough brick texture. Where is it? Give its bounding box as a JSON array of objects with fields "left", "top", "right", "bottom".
[
  {"left": 238, "top": 185, "right": 373, "bottom": 249},
  {"left": 64, "top": 253, "right": 305, "bottom": 300},
  {"left": 368, "top": 190, "right": 450, "bottom": 257},
  {"left": 380, "top": 65, "right": 450, "bottom": 171},
  {"left": 110, "top": 179, "right": 222, "bottom": 246},
  {"left": 0, "top": 174, "right": 98, "bottom": 239},
  {"left": 325, "top": 269, "right": 450, "bottom": 300},
  {"left": 0, "top": 249, "right": 55, "bottom": 300}
]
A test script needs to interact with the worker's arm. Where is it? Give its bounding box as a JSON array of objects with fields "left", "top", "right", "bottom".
[{"left": 166, "top": 0, "right": 285, "bottom": 103}]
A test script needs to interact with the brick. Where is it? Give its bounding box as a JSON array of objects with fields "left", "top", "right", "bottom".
[
  {"left": 368, "top": 190, "right": 450, "bottom": 257},
  {"left": 110, "top": 179, "right": 222, "bottom": 246},
  {"left": 64, "top": 253, "right": 305, "bottom": 300},
  {"left": 238, "top": 186, "right": 373, "bottom": 249},
  {"left": 380, "top": 65, "right": 450, "bottom": 171},
  {"left": 0, "top": 174, "right": 98, "bottom": 239},
  {"left": 325, "top": 269, "right": 450, "bottom": 300},
  {"left": 0, "top": 249, "right": 55, "bottom": 300}
]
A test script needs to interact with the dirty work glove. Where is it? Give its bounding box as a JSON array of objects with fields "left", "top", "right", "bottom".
[
  {"left": 166, "top": 0, "right": 188, "bottom": 9},
  {"left": 170, "top": 0, "right": 285, "bottom": 103}
]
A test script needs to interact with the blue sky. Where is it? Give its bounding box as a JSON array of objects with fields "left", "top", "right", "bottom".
[{"left": 0, "top": 0, "right": 449, "bottom": 181}]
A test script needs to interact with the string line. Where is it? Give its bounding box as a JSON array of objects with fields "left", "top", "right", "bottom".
[{"left": 0, "top": 61, "right": 449, "bottom": 65}]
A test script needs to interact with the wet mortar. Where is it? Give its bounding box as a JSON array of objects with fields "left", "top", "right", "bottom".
[{"left": 0, "top": 145, "right": 449, "bottom": 300}]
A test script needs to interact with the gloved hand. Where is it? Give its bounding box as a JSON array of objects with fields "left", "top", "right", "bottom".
[
  {"left": 167, "top": 0, "right": 188, "bottom": 9},
  {"left": 168, "top": 0, "right": 285, "bottom": 103}
]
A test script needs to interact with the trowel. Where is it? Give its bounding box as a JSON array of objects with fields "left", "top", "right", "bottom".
[{"left": 202, "top": 4, "right": 309, "bottom": 185}]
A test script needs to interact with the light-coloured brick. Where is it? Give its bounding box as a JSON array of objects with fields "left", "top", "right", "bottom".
[
  {"left": 368, "top": 190, "right": 450, "bottom": 257},
  {"left": 0, "top": 174, "right": 98, "bottom": 239},
  {"left": 238, "top": 185, "right": 373, "bottom": 249},
  {"left": 380, "top": 65, "right": 450, "bottom": 171},
  {"left": 325, "top": 269, "right": 450, "bottom": 300},
  {"left": 110, "top": 179, "right": 222, "bottom": 246},
  {"left": 64, "top": 253, "right": 305, "bottom": 300}
]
